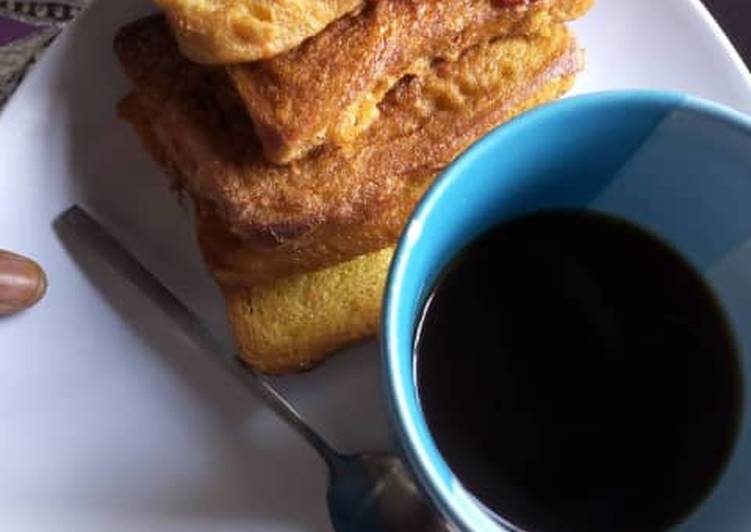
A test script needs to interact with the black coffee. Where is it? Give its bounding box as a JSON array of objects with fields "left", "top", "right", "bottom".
[{"left": 415, "top": 210, "right": 742, "bottom": 532}]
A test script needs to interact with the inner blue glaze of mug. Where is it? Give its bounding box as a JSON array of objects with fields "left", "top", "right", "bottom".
[{"left": 382, "top": 90, "right": 751, "bottom": 532}]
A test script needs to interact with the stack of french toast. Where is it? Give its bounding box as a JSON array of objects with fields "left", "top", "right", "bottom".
[{"left": 115, "top": 0, "right": 593, "bottom": 374}]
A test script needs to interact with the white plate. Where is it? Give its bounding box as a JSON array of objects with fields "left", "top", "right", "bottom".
[{"left": 0, "top": 1, "right": 749, "bottom": 531}]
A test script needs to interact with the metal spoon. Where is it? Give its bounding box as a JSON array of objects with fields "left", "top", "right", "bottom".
[{"left": 55, "top": 206, "right": 453, "bottom": 532}]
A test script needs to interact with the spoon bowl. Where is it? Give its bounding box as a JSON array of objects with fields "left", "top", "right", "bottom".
[{"left": 327, "top": 452, "right": 450, "bottom": 532}]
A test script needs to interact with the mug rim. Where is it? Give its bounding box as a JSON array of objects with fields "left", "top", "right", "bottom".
[{"left": 380, "top": 89, "right": 751, "bottom": 532}]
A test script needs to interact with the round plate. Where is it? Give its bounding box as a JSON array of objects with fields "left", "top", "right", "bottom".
[{"left": 0, "top": 0, "right": 749, "bottom": 530}]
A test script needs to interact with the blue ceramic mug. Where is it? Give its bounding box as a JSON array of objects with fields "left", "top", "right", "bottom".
[{"left": 382, "top": 91, "right": 751, "bottom": 531}]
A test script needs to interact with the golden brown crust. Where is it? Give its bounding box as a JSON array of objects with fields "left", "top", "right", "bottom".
[
  {"left": 197, "top": 73, "right": 577, "bottom": 287},
  {"left": 154, "top": 0, "right": 363, "bottom": 64},
  {"left": 116, "top": 17, "right": 581, "bottom": 251},
  {"left": 193, "top": 185, "right": 423, "bottom": 287},
  {"left": 228, "top": 0, "right": 593, "bottom": 163}
]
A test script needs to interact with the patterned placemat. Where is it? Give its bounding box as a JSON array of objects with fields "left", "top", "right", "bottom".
[{"left": 0, "top": 0, "right": 87, "bottom": 106}]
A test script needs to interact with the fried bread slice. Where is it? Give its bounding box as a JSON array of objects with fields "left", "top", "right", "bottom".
[
  {"left": 193, "top": 192, "right": 419, "bottom": 287},
  {"left": 154, "top": 0, "right": 363, "bottom": 64},
  {"left": 224, "top": 247, "right": 394, "bottom": 374},
  {"left": 116, "top": 17, "right": 581, "bottom": 253},
  {"left": 115, "top": 18, "right": 583, "bottom": 373},
  {"left": 193, "top": 64, "right": 576, "bottom": 288},
  {"left": 228, "top": 0, "right": 592, "bottom": 163},
  {"left": 216, "top": 44, "right": 576, "bottom": 371}
]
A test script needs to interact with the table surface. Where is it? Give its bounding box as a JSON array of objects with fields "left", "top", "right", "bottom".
[{"left": 702, "top": 0, "right": 751, "bottom": 63}]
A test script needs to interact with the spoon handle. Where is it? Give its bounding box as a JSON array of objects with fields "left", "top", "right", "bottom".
[{"left": 55, "top": 205, "right": 341, "bottom": 468}]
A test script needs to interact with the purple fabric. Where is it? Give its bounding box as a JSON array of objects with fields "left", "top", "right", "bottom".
[{"left": 0, "top": 16, "right": 41, "bottom": 47}]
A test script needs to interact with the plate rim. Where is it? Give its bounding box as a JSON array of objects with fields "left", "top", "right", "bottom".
[{"left": 684, "top": 0, "right": 751, "bottom": 92}]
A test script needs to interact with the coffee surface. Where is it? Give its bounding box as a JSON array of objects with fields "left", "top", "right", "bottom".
[{"left": 415, "top": 210, "right": 742, "bottom": 532}]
